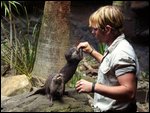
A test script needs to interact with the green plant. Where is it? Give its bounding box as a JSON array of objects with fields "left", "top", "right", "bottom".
[
  {"left": 68, "top": 67, "right": 82, "bottom": 88},
  {"left": 1, "top": 1, "right": 40, "bottom": 79},
  {"left": 141, "top": 71, "right": 149, "bottom": 81},
  {"left": 1, "top": 22, "right": 39, "bottom": 79},
  {"left": 1, "top": 1, "right": 21, "bottom": 16},
  {"left": 98, "top": 42, "right": 106, "bottom": 55},
  {"left": 1, "top": 1, "right": 21, "bottom": 70}
]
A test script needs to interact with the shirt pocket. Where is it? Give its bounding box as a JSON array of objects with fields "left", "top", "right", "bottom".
[
  {"left": 100, "top": 65, "right": 110, "bottom": 75},
  {"left": 100, "top": 58, "right": 111, "bottom": 75}
]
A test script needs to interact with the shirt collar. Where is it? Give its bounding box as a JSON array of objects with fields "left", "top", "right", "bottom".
[{"left": 106, "top": 33, "right": 125, "bottom": 53}]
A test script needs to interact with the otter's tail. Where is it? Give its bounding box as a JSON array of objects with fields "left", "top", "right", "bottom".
[{"left": 27, "top": 87, "right": 45, "bottom": 98}]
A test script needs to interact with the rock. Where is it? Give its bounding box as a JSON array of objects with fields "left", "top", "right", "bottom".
[
  {"left": 1, "top": 89, "right": 93, "bottom": 112},
  {"left": 1, "top": 75, "right": 32, "bottom": 96},
  {"left": 30, "top": 76, "right": 46, "bottom": 87},
  {"left": 130, "top": 1, "right": 149, "bottom": 9}
]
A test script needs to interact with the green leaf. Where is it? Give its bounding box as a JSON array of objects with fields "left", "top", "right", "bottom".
[{"left": 3, "top": 3, "right": 10, "bottom": 17}]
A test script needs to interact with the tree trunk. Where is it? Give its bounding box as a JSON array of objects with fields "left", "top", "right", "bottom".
[{"left": 31, "top": 1, "right": 71, "bottom": 78}]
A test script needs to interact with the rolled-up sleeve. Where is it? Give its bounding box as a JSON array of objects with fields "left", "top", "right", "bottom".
[{"left": 113, "top": 54, "right": 137, "bottom": 77}]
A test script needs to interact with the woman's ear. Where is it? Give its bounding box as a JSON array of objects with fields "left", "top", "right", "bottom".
[{"left": 105, "top": 25, "right": 112, "bottom": 34}]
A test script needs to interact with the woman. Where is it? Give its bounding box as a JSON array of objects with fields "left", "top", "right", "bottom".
[{"left": 75, "top": 5, "right": 139, "bottom": 112}]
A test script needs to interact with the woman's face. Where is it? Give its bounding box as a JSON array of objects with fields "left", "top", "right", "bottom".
[{"left": 91, "top": 27, "right": 107, "bottom": 43}]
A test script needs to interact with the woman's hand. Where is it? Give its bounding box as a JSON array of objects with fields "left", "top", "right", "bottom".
[
  {"left": 76, "top": 79, "right": 93, "bottom": 93},
  {"left": 77, "top": 42, "right": 93, "bottom": 54}
]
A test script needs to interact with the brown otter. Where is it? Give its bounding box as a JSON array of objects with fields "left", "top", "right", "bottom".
[
  {"left": 27, "top": 73, "right": 64, "bottom": 106},
  {"left": 27, "top": 47, "right": 83, "bottom": 106},
  {"left": 45, "top": 73, "right": 64, "bottom": 106},
  {"left": 60, "top": 47, "right": 83, "bottom": 84}
]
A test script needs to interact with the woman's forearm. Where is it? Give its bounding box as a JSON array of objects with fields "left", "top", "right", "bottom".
[{"left": 90, "top": 49, "right": 103, "bottom": 63}]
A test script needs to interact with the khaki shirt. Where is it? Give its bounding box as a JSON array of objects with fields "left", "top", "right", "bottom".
[{"left": 93, "top": 34, "right": 140, "bottom": 112}]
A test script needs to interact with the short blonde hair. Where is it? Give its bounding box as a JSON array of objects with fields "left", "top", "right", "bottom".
[{"left": 89, "top": 5, "right": 123, "bottom": 32}]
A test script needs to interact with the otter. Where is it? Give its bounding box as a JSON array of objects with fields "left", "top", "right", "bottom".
[
  {"left": 27, "top": 73, "right": 64, "bottom": 106},
  {"left": 27, "top": 47, "right": 83, "bottom": 106},
  {"left": 60, "top": 47, "right": 83, "bottom": 84},
  {"left": 45, "top": 73, "right": 64, "bottom": 106}
]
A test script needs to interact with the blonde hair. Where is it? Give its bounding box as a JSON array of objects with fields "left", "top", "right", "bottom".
[{"left": 89, "top": 5, "right": 124, "bottom": 33}]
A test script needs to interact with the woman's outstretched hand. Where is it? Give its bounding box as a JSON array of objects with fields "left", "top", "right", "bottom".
[
  {"left": 77, "top": 42, "right": 93, "bottom": 54},
  {"left": 76, "top": 79, "right": 93, "bottom": 93}
]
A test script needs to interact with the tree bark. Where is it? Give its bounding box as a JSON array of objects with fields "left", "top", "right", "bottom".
[{"left": 31, "top": 1, "right": 71, "bottom": 78}]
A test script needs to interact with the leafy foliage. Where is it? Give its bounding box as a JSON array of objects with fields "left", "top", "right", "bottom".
[
  {"left": 1, "top": 1, "right": 21, "bottom": 17},
  {"left": 1, "top": 1, "right": 40, "bottom": 79},
  {"left": 98, "top": 42, "right": 106, "bottom": 55},
  {"left": 140, "top": 71, "right": 149, "bottom": 81},
  {"left": 67, "top": 67, "right": 82, "bottom": 88}
]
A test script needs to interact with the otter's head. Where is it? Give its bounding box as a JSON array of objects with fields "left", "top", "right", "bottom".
[
  {"left": 53, "top": 73, "right": 63, "bottom": 85},
  {"left": 65, "top": 47, "right": 83, "bottom": 63}
]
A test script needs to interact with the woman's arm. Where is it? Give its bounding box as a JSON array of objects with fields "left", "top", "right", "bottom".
[
  {"left": 76, "top": 72, "right": 137, "bottom": 101},
  {"left": 95, "top": 72, "right": 137, "bottom": 101}
]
